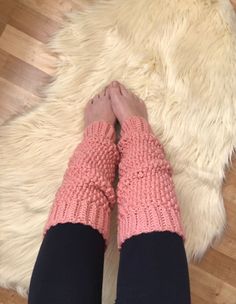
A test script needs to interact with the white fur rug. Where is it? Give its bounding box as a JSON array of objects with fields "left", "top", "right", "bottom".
[{"left": 0, "top": 0, "right": 236, "bottom": 301}]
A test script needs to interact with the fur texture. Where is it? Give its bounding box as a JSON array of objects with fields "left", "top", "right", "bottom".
[{"left": 0, "top": 0, "right": 236, "bottom": 301}]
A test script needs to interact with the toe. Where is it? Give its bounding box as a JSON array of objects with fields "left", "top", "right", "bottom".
[
  {"left": 109, "top": 81, "right": 122, "bottom": 98},
  {"left": 100, "top": 88, "right": 106, "bottom": 97},
  {"left": 104, "top": 86, "right": 110, "bottom": 97},
  {"left": 119, "top": 82, "right": 130, "bottom": 97},
  {"left": 111, "top": 80, "right": 120, "bottom": 88},
  {"left": 94, "top": 94, "right": 100, "bottom": 102},
  {"left": 86, "top": 99, "right": 92, "bottom": 107}
]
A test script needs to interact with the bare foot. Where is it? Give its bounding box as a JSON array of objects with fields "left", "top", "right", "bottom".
[
  {"left": 108, "top": 81, "right": 148, "bottom": 125},
  {"left": 85, "top": 88, "right": 116, "bottom": 128}
]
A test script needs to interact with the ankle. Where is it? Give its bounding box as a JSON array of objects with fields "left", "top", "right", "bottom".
[
  {"left": 84, "top": 120, "right": 116, "bottom": 142},
  {"left": 120, "top": 116, "right": 153, "bottom": 136}
]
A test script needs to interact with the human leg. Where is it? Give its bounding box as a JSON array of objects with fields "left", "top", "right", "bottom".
[
  {"left": 28, "top": 89, "right": 119, "bottom": 304},
  {"left": 108, "top": 81, "right": 191, "bottom": 304}
]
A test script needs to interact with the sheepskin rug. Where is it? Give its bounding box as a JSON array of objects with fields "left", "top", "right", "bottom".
[{"left": 0, "top": 0, "right": 236, "bottom": 301}]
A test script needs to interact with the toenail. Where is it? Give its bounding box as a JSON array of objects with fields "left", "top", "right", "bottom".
[{"left": 112, "top": 81, "right": 118, "bottom": 87}]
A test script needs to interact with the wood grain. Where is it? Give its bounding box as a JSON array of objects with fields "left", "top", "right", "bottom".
[
  {"left": 8, "top": 3, "right": 60, "bottom": 44},
  {"left": 0, "top": 25, "right": 56, "bottom": 74},
  {"left": 0, "top": 0, "right": 236, "bottom": 303}
]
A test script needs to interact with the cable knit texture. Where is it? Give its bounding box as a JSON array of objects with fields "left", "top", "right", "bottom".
[
  {"left": 44, "top": 121, "right": 119, "bottom": 244},
  {"left": 117, "top": 116, "right": 184, "bottom": 249}
]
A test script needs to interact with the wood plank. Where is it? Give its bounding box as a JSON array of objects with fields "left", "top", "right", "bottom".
[
  {"left": 216, "top": 159, "right": 236, "bottom": 259},
  {"left": 0, "top": 25, "right": 56, "bottom": 75},
  {"left": 0, "top": 52, "right": 51, "bottom": 96},
  {"left": 0, "top": 49, "right": 8, "bottom": 70},
  {"left": 9, "top": 3, "right": 60, "bottom": 43},
  {"left": 223, "top": 161, "right": 236, "bottom": 205},
  {"left": 0, "top": 287, "right": 26, "bottom": 304},
  {"left": 191, "top": 293, "right": 209, "bottom": 304},
  {"left": 19, "top": 0, "right": 83, "bottom": 23},
  {"left": 231, "top": 0, "right": 236, "bottom": 11},
  {"left": 0, "top": 21, "right": 6, "bottom": 36},
  {"left": 0, "top": 0, "right": 16, "bottom": 24},
  {"left": 216, "top": 202, "right": 236, "bottom": 260},
  {"left": 190, "top": 264, "right": 236, "bottom": 304},
  {"left": 216, "top": 231, "right": 236, "bottom": 261},
  {"left": 196, "top": 249, "right": 236, "bottom": 287},
  {"left": 0, "top": 77, "right": 40, "bottom": 125}
]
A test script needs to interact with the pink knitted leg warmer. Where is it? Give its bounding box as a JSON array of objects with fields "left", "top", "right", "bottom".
[
  {"left": 44, "top": 121, "right": 119, "bottom": 245},
  {"left": 117, "top": 116, "right": 184, "bottom": 249}
]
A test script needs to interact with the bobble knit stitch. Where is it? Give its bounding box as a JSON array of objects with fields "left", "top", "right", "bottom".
[
  {"left": 117, "top": 116, "right": 184, "bottom": 249},
  {"left": 44, "top": 121, "right": 119, "bottom": 245}
]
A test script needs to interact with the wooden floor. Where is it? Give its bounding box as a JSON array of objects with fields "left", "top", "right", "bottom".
[{"left": 0, "top": 0, "right": 236, "bottom": 303}]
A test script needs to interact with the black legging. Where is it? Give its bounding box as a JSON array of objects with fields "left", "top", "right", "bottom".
[{"left": 28, "top": 223, "right": 191, "bottom": 304}]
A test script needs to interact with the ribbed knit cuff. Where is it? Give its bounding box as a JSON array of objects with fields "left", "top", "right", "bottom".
[
  {"left": 121, "top": 116, "right": 153, "bottom": 136},
  {"left": 118, "top": 205, "right": 184, "bottom": 249},
  {"left": 44, "top": 194, "right": 111, "bottom": 245},
  {"left": 84, "top": 121, "right": 116, "bottom": 142}
]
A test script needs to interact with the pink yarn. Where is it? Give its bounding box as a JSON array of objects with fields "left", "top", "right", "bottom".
[
  {"left": 44, "top": 116, "right": 184, "bottom": 250},
  {"left": 44, "top": 121, "right": 119, "bottom": 244},
  {"left": 117, "top": 116, "right": 184, "bottom": 249}
]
